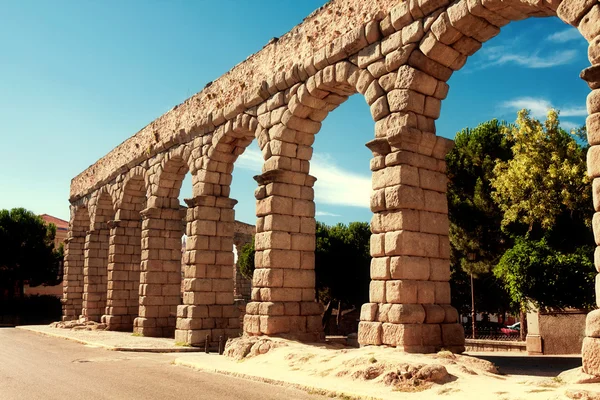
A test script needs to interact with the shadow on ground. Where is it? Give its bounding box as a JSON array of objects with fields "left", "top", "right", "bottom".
[{"left": 469, "top": 353, "right": 582, "bottom": 377}]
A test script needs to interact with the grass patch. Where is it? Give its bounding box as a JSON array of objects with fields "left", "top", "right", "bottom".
[{"left": 131, "top": 332, "right": 143, "bottom": 337}]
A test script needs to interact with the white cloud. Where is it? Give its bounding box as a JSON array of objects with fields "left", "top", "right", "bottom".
[
  {"left": 547, "top": 28, "right": 582, "bottom": 43},
  {"left": 560, "top": 120, "right": 582, "bottom": 131},
  {"left": 315, "top": 211, "right": 342, "bottom": 217},
  {"left": 476, "top": 46, "right": 578, "bottom": 69},
  {"left": 236, "top": 148, "right": 370, "bottom": 209},
  {"left": 501, "top": 97, "right": 587, "bottom": 119}
]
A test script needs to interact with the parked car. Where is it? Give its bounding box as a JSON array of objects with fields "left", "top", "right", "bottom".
[{"left": 500, "top": 322, "right": 520, "bottom": 335}]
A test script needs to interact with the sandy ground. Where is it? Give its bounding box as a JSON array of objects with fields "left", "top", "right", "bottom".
[
  {"left": 177, "top": 339, "right": 600, "bottom": 400},
  {"left": 17, "top": 325, "right": 600, "bottom": 399}
]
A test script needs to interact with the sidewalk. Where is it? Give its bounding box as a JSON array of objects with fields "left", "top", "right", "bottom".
[{"left": 16, "top": 325, "right": 201, "bottom": 353}]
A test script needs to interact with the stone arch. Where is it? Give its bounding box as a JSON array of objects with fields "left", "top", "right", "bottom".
[
  {"left": 82, "top": 189, "right": 115, "bottom": 322},
  {"left": 102, "top": 169, "right": 149, "bottom": 331},
  {"left": 245, "top": 41, "right": 459, "bottom": 346},
  {"left": 62, "top": 205, "right": 90, "bottom": 321},
  {"left": 134, "top": 147, "right": 191, "bottom": 337},
  {"left": 371, "top": 0, "right": 600, "bottom": 363},
  {"left": 175, "top": 115, "right": 260, "bottom": 347}
]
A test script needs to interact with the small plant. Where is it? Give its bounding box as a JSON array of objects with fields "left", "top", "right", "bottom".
[
  {"left": 131, "top": 332, "right": 143, "bottom": 337},
  {"left": 368, "top": 357, "right": 377, "bottom": 364}
]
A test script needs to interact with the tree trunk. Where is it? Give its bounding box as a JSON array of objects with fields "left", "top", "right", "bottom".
[{"left": 335, "top": 300, "right": 341, "bottom": 332}]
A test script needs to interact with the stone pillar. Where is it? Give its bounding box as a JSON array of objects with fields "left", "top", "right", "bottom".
[
  {"left": 243, "top": 169, "right": 323, "bottom": 342},
  {"left": 62, "top": 219, "right": 86, "bottom": 321},
  {"left": 102, "top": 218, "right": 142, "bottom": 331},
  {"left": 81, "top": 227, "right": 110, "bottom": 322},
  {"left": 133, "top": 204, "right": 183, "bottom": 337},
  {"left": 357, "top": 131, "right": 464, "bottom": 353},
  {"left": 175, "top": 195, "right": 240, "bottom": 347},
  {"left": 581, "top": 65, "right": 600, "bottom": 375}
]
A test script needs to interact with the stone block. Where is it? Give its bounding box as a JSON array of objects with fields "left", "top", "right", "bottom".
[
  {"left": 452, "top": 35, "right": 482, "bottom": 56},
  {"left": 300, "top": 301, "right": 322, "bottom": 316},
  {"left": 588, "top": 113, "right": 600, "bottom": 146},
  {"left": 391, "top": 2, "right": 413, "bottom": 30},
  {"left": 258, "top": 302, "right": 285, "bottom": 316},
  {"left": 395, "top": 65, "right": 438, "bottom": 96},
  {"left": 384, "top": 185, "right": 425, "bottom": 211},
  {"left": 371, "top": 257, "right": 391, "bottom": 279},
  {"left": 388, "top": 89, "right": 425, "bottom": 114},
  {"left": 590, "top": 35, "right": 600, "bottom": 65},
  {"left": 370, "top": 233, "right": 386, "bottom": 257},
  {"left": 377, "top": 303, "right": 392, "bottom": 322},
  {"left": 402, "top": 20, "right": 425, "bottom": 44},
  {"left": 441, "top": 323, "right": 465, "bottom": 346},
  {"left": 382, "top": 323, "right": 423, "bottom": 346},
  {"left": 420, "top": 32, "right": 461, "bottom": 69},
  {"left": 360, "top": 303, "right": 378, "bottom": 322},
  {"left": 430, "top": 258, "right": 451, "bottom": 281},
  {"left": 259, "top": 315, "right": 290, "bottom": 334},
  {"left": 435, "top": 281, "right": 452, "bottom": 304},
  {"left": 422, "top": 323, "right": 442, "bottom": 346},
  {"left": 370, "top": 280, "right": 386, "bottom": 303},
  {"left": 283, "top": 269, "right": 315, "bottom": 288},
  {"left": 372, "top": 165, "right": 420, "bottom": 190},
  {"left": 590, "top": 90, "right": 600, "bottom": 115},
  {"left": 386, "top": 280, "right": 418, "bottom": 304},
  {"left": 441, "top": 305, "right": 459, "bottom": 323},
  {"left": 388, "top": 304, "right": 426, "bottom": 323},
  {"left": 586, "top": 309, "right": 600, "bottom": 337},
  {"left": 423, "top": 304, "right": 446, "bottom": 323},
  {"left": 420, "top": 211, "right": 449, "bottom": 235},
  {"left": 582, "top": 337, "right": 600, "bottom": 375},
  {"left": 358, "top": 321, "right": 383, "bottom": 345},
  {"left": 417, "top": 280, "right": 436, "bottom": 304},
  {"left": 385, "top": 230, "right": 440, "bottom": 258},
  {"left": 253, "top": 268, "right": 284, "bottom": 288},
  {"left": 424, "top": 189, "right": 448, "bottom": 213},
  {"left": 260, "top": 288, "right": 302, "bottom": 302},
  {"left": 374, "top": 210, "right": 421, "bottom": 233},
  {"left": 558, "top": 0, "right": 597, "bottom": 25},
  {"left": 579, "top": 5, "right": 600, "bottom": 40},
  {"left": 390, "top": 256, "right": 431, "bottom": 280}
]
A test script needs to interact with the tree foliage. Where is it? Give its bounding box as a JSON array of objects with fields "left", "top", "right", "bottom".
[
  {"left": 494, "top": 237, "right": 595, "bottom": 310},
  {"left": 0, "top": 208, "right": 63, "bottom": 298},
  {"left": 491, "top": 109, "right": 591, "bottom": 233},
  {"left": 238, "top": 239, "right": 255, "bottom": 280},
  {"left": 447, "top": 110, "right": 594, "bottom": 313}
]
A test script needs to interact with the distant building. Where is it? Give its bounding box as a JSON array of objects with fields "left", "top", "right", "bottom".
[{"left": 40, "top": 214, "right": 69, "bottom": 248}]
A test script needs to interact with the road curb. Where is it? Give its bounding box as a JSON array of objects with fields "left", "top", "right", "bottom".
[
  {"left": 173, "top": 358, "right": 382, "bottom": 400},
  {"left": 16, "top": 326, "right": 202, "bottom": 353}
]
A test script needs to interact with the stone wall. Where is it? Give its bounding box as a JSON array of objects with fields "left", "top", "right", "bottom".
[{"left": 63, "top": 0, "right": 600, "bottom": 370}]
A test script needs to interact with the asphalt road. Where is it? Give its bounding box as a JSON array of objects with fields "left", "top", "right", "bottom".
[{"left": 0, "top": 328, "right": 325, "bottom": 400}]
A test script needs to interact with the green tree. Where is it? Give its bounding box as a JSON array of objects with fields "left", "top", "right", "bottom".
[
  {"left": 446, "top": 119, "right": 513, "bottom": 317},
  {"left": 491, "top": 109, "right": 591, "bottom": 237},
  {"left": 494, "top": 237, "right": 595, "bottom": 310},
  {"left": 490, "top": 110, "right": 594, "bottom": 314},
  {"left": 238, "top": 239, "right": 255, "bottom": 280},
  {"left": 0, "top": 208, "right": 62, "bottom": 300}
]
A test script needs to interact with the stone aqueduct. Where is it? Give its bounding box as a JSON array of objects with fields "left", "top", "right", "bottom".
[{"left": 63, "top": 0, "right": 600, "bottom": 372}]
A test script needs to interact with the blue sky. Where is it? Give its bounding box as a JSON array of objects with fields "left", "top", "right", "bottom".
[{"left": 0, "top": 1, "right": 591, "bottom": 226}]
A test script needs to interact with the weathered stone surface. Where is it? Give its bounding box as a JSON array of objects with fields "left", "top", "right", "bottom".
[
  {"left": 358, "top": 321, "right": 383, "bottom": 345},
  {"left": 579, "top": 5, "right": 600, "bottom": 41},
  {"left": 583, "top": 336, "right": 600, "bottom": 375},
  {"left": 586, "top": 309, "right": 600, "bottom": 338},
  {"left": 558, "top": 0, "right": 598, "bottom": 25}
]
